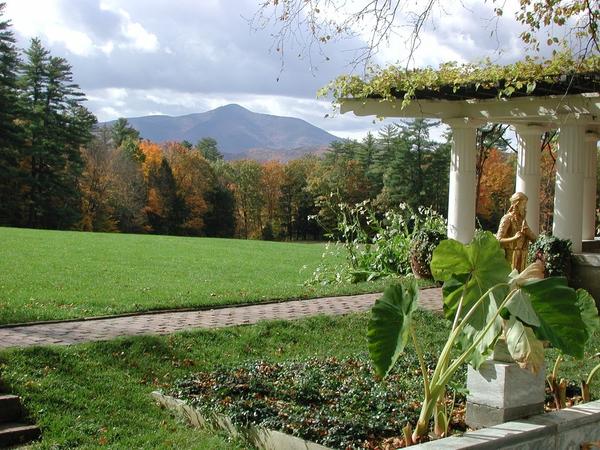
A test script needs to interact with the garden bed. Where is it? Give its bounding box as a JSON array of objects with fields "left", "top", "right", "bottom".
[
  {"left": 160, "top": 355, "right": 466, "bottom": 449},
  {"left": 158, "top": 355, "right": 600, "bottom": 449}
]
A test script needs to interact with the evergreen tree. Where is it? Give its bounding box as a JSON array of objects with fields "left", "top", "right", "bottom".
[
  {"left": 195, "top": 137, "right": 223, "bottom": 162},
  {"left": 111, "top": 117, "right": 140, "bottom": 147},
  {"left": 203, "top": 159, "right": 236, "bottom": 237},
  {"left": 145, "top": 158, "right": 187, "bottom": 235},
  {"left": 371, "top": 124, "right": 399, "bottom": 191},
  {"left": 382, "top": 119, "right": 438, "bottom": 209},
  {"left": 203, "top": 184, "right": 236, "bottom": 238},
  {"left": 0, "top": 4, "right": 22, "bottom": 225},
  {"left": 19, "top": 38, "right": 95, "bottom": 229}
]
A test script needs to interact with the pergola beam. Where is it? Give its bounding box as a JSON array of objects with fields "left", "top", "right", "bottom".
[{"left": 340, "top": 94, "right": 600, "bottom": 126}]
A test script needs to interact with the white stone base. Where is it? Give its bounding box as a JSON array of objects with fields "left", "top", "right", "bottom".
[{"left": 466, "top": 360, "right": 545, "bottom": 429}]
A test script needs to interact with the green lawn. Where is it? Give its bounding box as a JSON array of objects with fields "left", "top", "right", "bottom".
[
  {"left": 0, "top": 227, "right": 389, "bottom": 325},
  {"left": 0, "top": 311, "right": 597, "bottom": 449}
]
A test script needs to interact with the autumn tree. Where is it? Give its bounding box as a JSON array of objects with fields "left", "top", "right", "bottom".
[
  {"left": 79, "top": 126, "right": 118, "bottom": 231},
  {"left": 140, "top": 140, "right": 186, "bottom": 235},
  {"left": 476, "top": 148, "right": 516, "bottom": 229},
  {"left": 261, "top": 160, "right": 285, "bottom": 236},
  {"left": 229, "top": 159, "right": 265, "bottom": 238},
  {"left": 164, "top": 142, "right": 212, "bottom": 236},
  {"left": 539, "top": 133, "right": 558, "bottom": 233}
]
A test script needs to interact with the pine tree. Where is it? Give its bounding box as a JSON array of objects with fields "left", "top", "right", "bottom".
[
  {"left": 19, "top": 38, "right": 95, "bottom": 228},
  {"left": 0, "top": 4, "right": 22, "bottom": 224}
]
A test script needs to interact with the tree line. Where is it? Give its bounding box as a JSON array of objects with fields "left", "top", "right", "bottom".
[{"left": 77, "top": 118, "right": 456, "bottom": 241}]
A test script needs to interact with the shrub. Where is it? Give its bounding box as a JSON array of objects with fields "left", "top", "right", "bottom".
[
  {"left": 307, "top": 199, "right": 446, "bottom": 284},
  {"left": 528, "top": 234, "right": 573, "bottom": 278}
]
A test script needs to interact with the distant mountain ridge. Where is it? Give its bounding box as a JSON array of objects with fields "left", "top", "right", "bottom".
[{"left": 101, "top": 104, "right": 339, "bottom": 161}]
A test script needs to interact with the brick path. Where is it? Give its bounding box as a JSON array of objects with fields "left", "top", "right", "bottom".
[{"left": 0, "top": 288, "right": 442, "bottom": 349}]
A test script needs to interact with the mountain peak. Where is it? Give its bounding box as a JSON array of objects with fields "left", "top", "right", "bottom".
[
  {"left": 214, "top": 103, "right": 249, "bottom": 112},
  {"left": 101, "top": 105, "right": 339, "bottom": 161}
]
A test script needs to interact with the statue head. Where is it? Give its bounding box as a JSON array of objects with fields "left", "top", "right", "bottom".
[{"left": 509, "top": 192, "right": 528, "bottom": 215}]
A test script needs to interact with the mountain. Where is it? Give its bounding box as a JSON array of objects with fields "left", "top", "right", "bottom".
[{"left": 101, "top": 104, "right": 339, "bottom": 161}]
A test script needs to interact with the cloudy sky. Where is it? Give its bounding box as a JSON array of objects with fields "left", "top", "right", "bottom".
[{"left": 3, "top": 0, "right": 533, "bottom": 139}]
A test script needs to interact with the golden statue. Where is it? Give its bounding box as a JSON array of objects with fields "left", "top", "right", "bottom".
[{"left": 496, "top": 192, "right": 537, "bottom": 272}]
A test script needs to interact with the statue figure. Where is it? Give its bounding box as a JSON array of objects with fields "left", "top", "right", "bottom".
[{"left": 496, "top": 192, "right": 537, "bottom": 272}]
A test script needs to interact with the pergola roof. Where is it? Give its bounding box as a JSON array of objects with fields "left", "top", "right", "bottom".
[
  {"left": 341, "top": 78, "right": 600, "bottom": 129},
  {"left": 381, "top": 72, "right": 600, "bottom": 102}
]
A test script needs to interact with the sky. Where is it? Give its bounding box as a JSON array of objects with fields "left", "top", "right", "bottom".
[{"left": 2, "top": 0, "right": 534, "bottom": 140}]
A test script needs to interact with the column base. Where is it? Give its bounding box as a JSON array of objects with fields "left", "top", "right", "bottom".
[{"left": 466, "top": 360, "right": 545, "bottom": 429}]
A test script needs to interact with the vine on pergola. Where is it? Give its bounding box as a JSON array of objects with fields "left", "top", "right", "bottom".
[{"left": 319, "top": 51, "right": 600, "bottom": 107}]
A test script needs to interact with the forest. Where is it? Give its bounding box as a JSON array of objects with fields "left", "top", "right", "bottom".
[{"left": 0, "top": 5, "right": 564, "bottom": 241}]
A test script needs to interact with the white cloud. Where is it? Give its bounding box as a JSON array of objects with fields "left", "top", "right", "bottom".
[{"left": 120, "top": 19, "right": 159, "bottom": 52}]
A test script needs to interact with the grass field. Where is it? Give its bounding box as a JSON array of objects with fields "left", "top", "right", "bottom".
[
  {"left": 0, "top": 311, "right": 597, "bottom": 449},
  {"left": 0, "top": 227, "right": 390, "bottom": 325}
]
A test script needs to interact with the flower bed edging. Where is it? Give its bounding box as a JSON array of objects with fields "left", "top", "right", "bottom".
[
  {"left": 152, "top": 391, "right": 600, "bottom": 450},
  {"left": 151, "top": 391, "right": 332, "bottom": 450}
]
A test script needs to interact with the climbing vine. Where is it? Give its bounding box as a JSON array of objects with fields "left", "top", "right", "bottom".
[{"left": 320, "top": 51, "right": 600, "bottom": 107}]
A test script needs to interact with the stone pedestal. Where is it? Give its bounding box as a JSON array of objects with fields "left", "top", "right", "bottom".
[{"left": 466, "top": 360, "right": 545, "bottom": 429}]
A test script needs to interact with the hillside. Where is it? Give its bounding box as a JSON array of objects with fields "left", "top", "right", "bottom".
[{"left": 101, "top": 104, "right": 339, "bottom": 161}]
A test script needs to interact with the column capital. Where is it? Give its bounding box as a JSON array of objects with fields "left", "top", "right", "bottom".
[
  {"left": 556, "top": 113, "right": 595, "bottom": 127},
  {"left": 443, "top": 117, "right": 485, "bottom": 129},
  {"left": 513, "top": 124, "right": 547, "bottom": 136},
  {"left": 585, "top": 130, "right": 600, "bottom": 143}
]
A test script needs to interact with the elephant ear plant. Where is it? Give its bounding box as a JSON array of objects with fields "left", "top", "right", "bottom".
[{"left": 367, "top": 231, "right": 599, "bottom": 444}]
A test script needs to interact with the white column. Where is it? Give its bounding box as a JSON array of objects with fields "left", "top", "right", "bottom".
[
  {"left": 514, "top": 125, "right": 544, "bottom": 235},
  {"left": 553, "top": 122, "right": 587, "bottom": 253},
  {"left": 582, "top": 131, "right": 599, "bottom": 240},
  {"left": 445, "top": 118, "right": 478, "bottom": 243}
]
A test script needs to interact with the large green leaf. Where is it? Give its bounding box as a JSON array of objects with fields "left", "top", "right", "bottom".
[
  {"left": 505, "top": 290, "right": 540, "bottom": 328},
  {"left": 367, "top": 280, "right": 419, "bottom": 378},
  {"left": 505, "top": 316, "right": 545, "bottom": 374},
  {"left": 431, "top": 231, "right": 510, "bottom": 320},
  {"left": 522, "top": 277, "right": 587, "bottom": 358},
  {"left": 576, "top": 289, "right": 600, "bottom": 339},
  {"left": 430, "top": 232, "right": 510, "bottom": 366}
]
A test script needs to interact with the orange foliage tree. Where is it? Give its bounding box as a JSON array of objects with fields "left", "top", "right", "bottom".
[
  {"left": 139, "top": 140, "right": 185, "bottom": 234},
  {"left": 164, "top": 142, "right": 212, "bottom": 236},
  {"left": 476, "top": 148, "right": 515, "bottom": 229}
]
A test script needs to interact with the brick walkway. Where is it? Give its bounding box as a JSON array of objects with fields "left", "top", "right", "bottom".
[{"left": 0, "top": 288, "right": 442, "bottom": 349}]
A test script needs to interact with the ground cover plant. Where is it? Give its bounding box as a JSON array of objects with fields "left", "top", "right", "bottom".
[
  {"left": 170, "top": 354, "right": 466, "bottom": 449},
  {"left": 0, "top": 227, "right": 389, "bottom": 325}
]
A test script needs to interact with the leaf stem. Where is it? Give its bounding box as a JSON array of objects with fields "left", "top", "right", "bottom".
[
  {"left": 411, "top": 323, "right": 430, "bottom": 398},
  {"left": 451, "top": 277, "right": 471, "bottom": 332}
]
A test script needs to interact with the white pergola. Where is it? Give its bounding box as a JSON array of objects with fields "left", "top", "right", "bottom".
[{"left": 341, "top": 93, "right": 600, "bottom": 252}]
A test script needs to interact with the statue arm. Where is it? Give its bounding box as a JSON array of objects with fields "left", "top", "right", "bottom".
[{"left": 497, "top": 216, "right": 520, "bottom": 244}]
